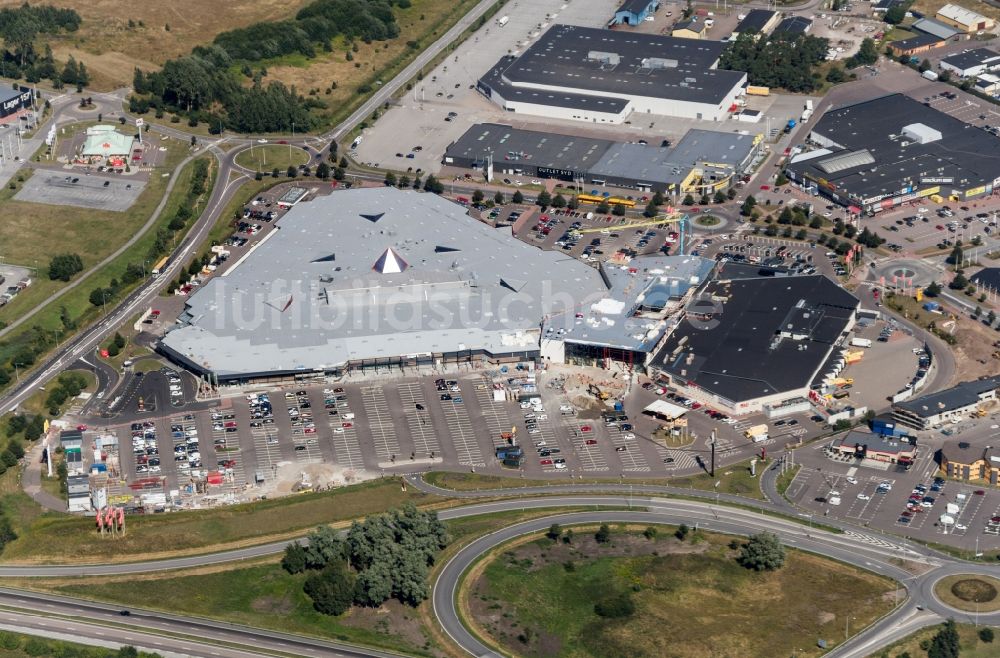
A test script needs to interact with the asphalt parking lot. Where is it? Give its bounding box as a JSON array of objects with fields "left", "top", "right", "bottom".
[
  {"left": 784, "top": 436, "right": 1000, "bottom": 551},
  {"left": 15, "top": 172, "right": 146, "bottom": 211}
]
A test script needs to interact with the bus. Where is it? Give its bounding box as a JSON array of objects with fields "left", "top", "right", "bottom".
[
  {"left": 576, "top": 194, "right": 636, "bottom": 208},
  {"left": 151, "top": 256, "right": 169, "bottom": 277}
]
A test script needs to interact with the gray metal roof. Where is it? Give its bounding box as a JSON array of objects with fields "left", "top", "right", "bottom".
[
  {"left": 735, "top": 9, "right": 776, "bottom": 34},
  {"left": 444, "top": 124, "right": 759, "bottom": 186},
  {"left": 160, "top": 188, "right": 609, "bottom": 377},
  {"left": 912, "top": 17, "right": 961, "bottom": 40},
  {"left": 616, "top": 0, "right": 657, "bottom": 15},
  {"left": 544, "top": 256, "right": 716, "bottom": 351},
  {"left": 774, "top": 16, "right": 812, "bottom": 34},
  {"left": 895, "top": 376, "right": 1000, "bottom": 417},
  {"left": 486, "top": 24, "right": 746, "bottom": 105}
]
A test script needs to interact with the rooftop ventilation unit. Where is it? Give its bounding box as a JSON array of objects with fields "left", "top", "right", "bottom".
[
  {"left": 640, "top": 57, "right": 678, "bottom": 70},
  {"left": 902, "top": 123, "right": 942, "bottom": 145},
  {"left": 587, "top": 51, "right": 621, "bottom": 67}
]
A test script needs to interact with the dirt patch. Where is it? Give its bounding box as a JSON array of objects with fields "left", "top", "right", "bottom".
[
  {"left": 951, "top": 578, "right": 998, "bottom": 603},
  {"left": 949, "top": 318, "right": 1000, "bottom": 383},
  {"left": 341, "top": 599, "right": 433, "bottom": 655},
  {"left": 250, "top": 594, "right": 295, "bottom": 615},
  {"left": 816, "top": 611, "right": 835, "bottom": 626}
]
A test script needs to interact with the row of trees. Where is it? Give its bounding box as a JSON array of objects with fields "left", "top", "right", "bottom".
[
  {"left": 0, "top": 3, "right": 82, "bottom": 86},
  {"left": 130, "top": 0, "right": 407, "bottom": 132},
  {"left": 281, "top": 504, "right": 449, "bottom": 615},
  {"left": 720, "top": 32, "right": 830, "bottom": 92}
]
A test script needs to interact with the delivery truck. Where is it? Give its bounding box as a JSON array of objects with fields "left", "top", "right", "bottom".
[
  {"left": 850, "top": 337, "right": 872, "bottom": 348},
  {"left": 744, "top": 424, "right": 769, "bottom": 443}
]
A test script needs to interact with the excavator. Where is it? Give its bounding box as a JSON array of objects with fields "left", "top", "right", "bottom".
[{"left": 588, "top": 384, "right": 611, "bottom": 401}]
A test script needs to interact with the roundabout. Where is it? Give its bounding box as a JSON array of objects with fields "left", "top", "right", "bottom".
[
  {"left": 233, "top": 143, "right": 310, "bottom": 173},
  {"left": 934, "top": 574, "right": 1000, "bottom": 614}
]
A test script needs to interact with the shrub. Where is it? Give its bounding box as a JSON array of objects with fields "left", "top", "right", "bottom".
[{"left": 594, "top": 592, "right": 635, "bottom": 618}]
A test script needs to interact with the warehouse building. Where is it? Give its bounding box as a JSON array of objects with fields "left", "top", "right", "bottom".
[
  {"left": 650, "top": 274, "right": 860, "bottom": 415},
  {"left": 893, "top": 375, "right": 1000, "bottom": 429},
  {"left": 477, "top": 24, "right": 748, "bottom": 124},
  {"left": 443, "top": 123, "right": 761, "bottom": 197},
  {"left": 731, "top": 9, "right": 779, "bottom": 38},
  {"left": 0, "top": 84, "right": 34, "bottom": 125},
  {"left": 888, "top": 32, "right": 948, "bottom": 57},
  {"left": 612, "top": 0, "right": 659, "bottom": 25},
  {"left": 773, "top": 16, "right": 813, "bottom": 35},
  {"left": 911, "top": 17, "right": 963, "bottom": 41},
  {"left": 936, "top": 3, "right": 995, "bottom": 33},
  {"left": 939, "top": 48, "right": 1000, "bottom": 77},
  {"left": 784, "top": 94, "right": 1000, "bottom": 213},
  {"left": 672, "top": 18, "right": 707, "bottom": 39}
]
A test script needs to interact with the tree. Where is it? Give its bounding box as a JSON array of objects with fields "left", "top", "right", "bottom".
[
  {"left": 740, "top": 195, "right": 756, "bottom": 216},
  {"left": 398, "top": 175, "right": 410, "bottom": 189},
  {"left": 764, "top": 224, "right": 778, "bottom": 237},
  {"left": 512, "top": 190, "right": 524, "bottom": 204},
  {"left": 594, "top": 592, "right": 635, "bottom": 618},
  {"left": 939, "top": 70, "right": 952, "bottom": 83},
  {"left": 282, "top": 541, "right": 308, "bottom": 573},
  {"left": 546, "top": 523, "right": 562, "bottom": 541},
  {"left": 809, "top": 215, "right": 822, "bottom": 229},
  {"left": 675, "top": 523, "right": 690, "bottom": 541},
  {"left": 925, "top": 281, "right": 942, "bottom": 297},
  {"left": 494, "top": 190, "right": 504, "bottom": 205},
  {"left": 947, "top": 244, "right": 964, "bottom": 267},
  {"left": 423, "top": 174, "right": 443, "bottom": 194},
  {"left": 644, "top": 201, "right": 660, "bottom": 218},
  {"left": 595, "top": 524, "right": 611, "bottom": 543},
  {"left": 643, "top": 526, "right": 658, "bottom": 540},
  {"left": 552, "top": 193, "right": 567, "bottom": 208},
  {"left": 113, "top": 332, "right": 126, "bottom": 349},
  {"left": 927, "top": 619, "right": 960, "bottom": 658},
  {"left": 316, "top": 161, "right": 330, "bottom": 179},
  {"left": 682, "top": 194, "right": 695, "bottom": 206},
  {"left": 304, "top": 563, "right": 356, "bottom": 616},
  {"left": 979, "top": 627, "right": 995, "bottom": 643},
  {"left": 303, "top": 525, "right": 347, "bottom": 570},
  {"left": 987, "top": 310, "right": 996, "bottom": 326},
  {"left": 354, "top": 562, "right": 393, "bottom": 606},
  {"left": 738, "top": 532, "right": 786, "bottom": 571},
  {"left": 611, "top": 203, "right": 626, "bottom": 216},
  {"left": 286, "top": 165, "right": 297, "bottom": 178},
  {"left": 885, "top": 5, "right": 907, "bottom": 24},
  {"left": 536, "top": 190, "right": 552, "bottom": 207},
  {"left": 826, "top": 66, "right": 847, "bottom": 83},
  {"left": 795, "top": 229, "right": 808, "bottom": 241},
  {"left": 471, "top": 189, "right": 484, "bottom": 205},
  {"left": 596, "top": 200, "right": 610, "bottom": 214},
  {"left": 652, "top": 191, "right": 665, "bottom": 206},
  {"left": 713, "top": 190, "right": 726, "bottom": 204},
  {"left": 88, "top": 287, "right": 108, "bottom": 307},
  {"left": 384, "top": 171, "right": 396, "bottom": 187},
  {"left": 918, "top": 58, "right": 932, "bottom": 73},
  {"left": 848, "top": 38, "right": 879, "bottom": 69},
  {"left": 949, "top": 271, "right": 968, "bottom": 290},
  {"left": 47, "top": 253, "right": 83, "bottom": 281}
]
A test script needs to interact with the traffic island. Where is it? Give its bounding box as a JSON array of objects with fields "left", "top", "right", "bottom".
[{"left": 934, "top": 574, "right": 1000, "bottom": 613}]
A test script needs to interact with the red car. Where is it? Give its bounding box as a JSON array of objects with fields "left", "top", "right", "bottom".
[
  {"left": 540, "top": 459, "right": 553, "bottom": 466},
  {"left": 691, "top": 402, "right": 702, "bottom": 409},
  {"left": 974, "top": 490, "right": 985, "bottom": 495},
  {"left": 580, "top": 425, "right": 593, "bottom": 433},
  {"left": 342, "top": 422, "right": 354, "bottom": 429},
  {"left": 585, "top": 439, "right": 597, "bottom": 445},
  {"left": 76, "top": 424, "right": 88, "bottom": 431},
  {"left": 760, "top": 184, "right": 770, "bottom": 191}
]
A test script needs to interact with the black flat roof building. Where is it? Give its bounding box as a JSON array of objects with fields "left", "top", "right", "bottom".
[
  {"left": 477, "top": 24, "right": 747, "bottom": 122},
  {"left": 893, "top": 375, "right": 1000, "bottom": 428},
  {"left": 734, "top": 9, "right": 777, "bottom": 35},
  {"left": 785, "top": 94, "right": 1000, "bottom": 210},
  {"left": 651, "top": 274, "right": 859, "bottom": 412},
  {"left": 773, "top": 16, "right": 812, "bottom": 35}
]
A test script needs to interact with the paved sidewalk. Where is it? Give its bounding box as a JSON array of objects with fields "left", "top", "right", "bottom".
[{"left": 21, "top": 442, "right": 67, "bottom": 512}]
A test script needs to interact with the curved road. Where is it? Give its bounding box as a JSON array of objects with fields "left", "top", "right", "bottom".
[{"left": 0, "top": 487, "right": 996, "bottom": 658}]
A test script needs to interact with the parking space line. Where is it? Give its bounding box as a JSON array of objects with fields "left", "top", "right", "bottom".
[
  {"left": 323, "top": 392, "right": 365, "bottom": 470},
  {"left": 438, "top": 389, "right": 484, "bottom": 467},
  {"left": 283, "top": 392, "right": 322, "bottom": 463},
  {"left": 398, "top": 383, "right": 441, "bottom": 459},
  {"left": 565, "top": 421, "right": 609, "bottom": 472},
  {"left": 361, "top": 386, "right": 401, "bottom": 462},
  {"left": 606, "top": 423, "right": 649, "bottom": 472}
]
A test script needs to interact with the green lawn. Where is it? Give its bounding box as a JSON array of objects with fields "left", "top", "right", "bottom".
[
  {"left": 0, "top": 631, "right": 160, "bottom": 657},
  {"left": 776, "top": 464, "right": 801, "bottom": 498},
  {"left": 24, "top": 509, "right": 600, "bottom": 657},
  {"left": 877, "top": 621, "right": 998, "bottom": 658},
  {"left": 469, "top": 529, "right": 897, "bottom": 658},
  {"left": 234, "top": 144, "right": 309, "bottom": 173},
  {"left": 0, "top": 477, "right": 434, "bottom": 563}
]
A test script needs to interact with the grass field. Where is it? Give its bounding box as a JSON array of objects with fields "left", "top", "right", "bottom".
[
  {"left": 468, "top": 528, "right": 897, "bottom": 658},
  {"left": 0, "top": 135, "right": 187, "bottom": 333},
  {"left": 424, "top": 461, "right": 767, "bottom": 500},
  {"left": 19, "top": 509, "right": 599, "bottom": 657},
  {"left": 877, "top": 621, "right": 998, "bottom": 658},
  {"left": 0, "top": 0, "right": 312, "bottom": 88},
  {"left": 0, "top": 631, "right": 160, "bottom": 658},
  {"left": 0, "top": 477, "right": 433, "bottom": 563},
  {"left": 234, "top": 144, "right": 310, "bottom": 173},
  {"left": 934, "top": 574, "right": 1000, "bottom": 613}
]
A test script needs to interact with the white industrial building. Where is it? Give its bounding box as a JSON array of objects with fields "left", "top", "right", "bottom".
[
  {"left": 939, "top": 48, "right": 1000, "bottom": 77},
  {"left": 477, "top": 24, "right": 747, "bottom": 124}
]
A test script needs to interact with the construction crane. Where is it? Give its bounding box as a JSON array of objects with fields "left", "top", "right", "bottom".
[{"left": 573, "top": 212, "right": 687, "bottom": 234}]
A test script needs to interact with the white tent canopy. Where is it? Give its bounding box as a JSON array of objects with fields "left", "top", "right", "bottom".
[{"left": 643, "top": 399, "right": 688, "bottom": 419}]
